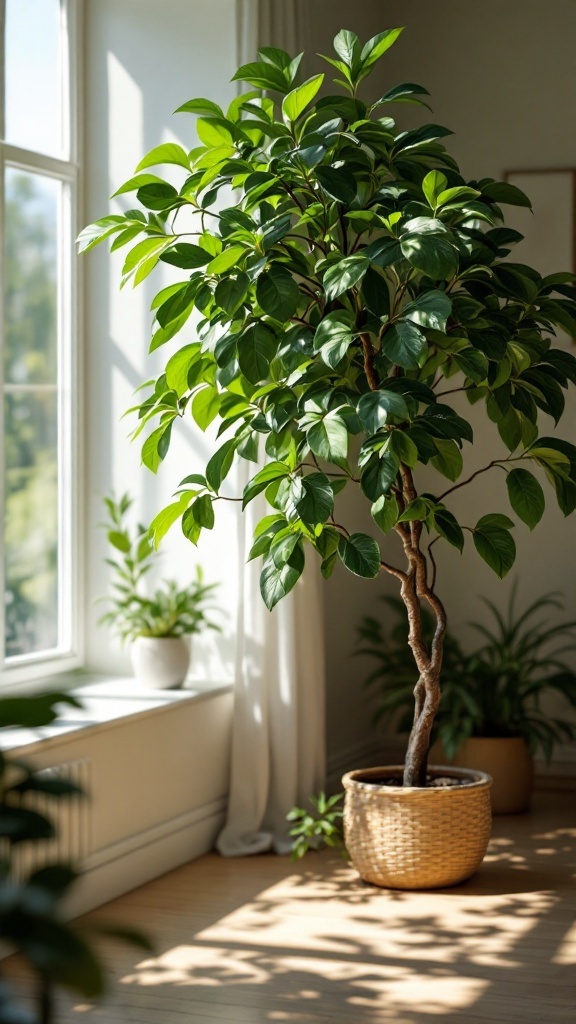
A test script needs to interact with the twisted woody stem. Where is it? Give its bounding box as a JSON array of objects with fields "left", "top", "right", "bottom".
[{"left": 361, "top": 333, "right": 448, "bottom": 787}]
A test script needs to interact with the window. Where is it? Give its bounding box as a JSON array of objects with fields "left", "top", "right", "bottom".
[{"left": 1, "top": 0, "right": 80, "bottom": 684}]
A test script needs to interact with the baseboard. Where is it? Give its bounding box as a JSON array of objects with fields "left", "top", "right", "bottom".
[{"left": 63, "top": 798, "right": 227, "bottom": 919}]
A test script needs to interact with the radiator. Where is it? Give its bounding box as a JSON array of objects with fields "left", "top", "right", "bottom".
[{"left": 12, "top": 758, "right": 92, "bottom": 879}]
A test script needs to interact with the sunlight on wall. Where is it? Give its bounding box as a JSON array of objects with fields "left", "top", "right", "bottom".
[{"left": 84, "top": 0, "right": 240, "bottom": 680}]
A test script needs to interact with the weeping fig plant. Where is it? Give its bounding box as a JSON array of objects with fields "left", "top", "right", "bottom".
[{"left": 79, "top": 28, "right": 576, "bottom": 787}]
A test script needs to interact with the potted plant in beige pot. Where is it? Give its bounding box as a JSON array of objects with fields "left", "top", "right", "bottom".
[
  {"left": 358, "top": 589, "right": 576, "bottom": 814},
  {"left": 100, "top": 495, "right": 221, "bottom": 689},
  {"left": 81, "top": 27, "right": 576, "bottom": 887}
]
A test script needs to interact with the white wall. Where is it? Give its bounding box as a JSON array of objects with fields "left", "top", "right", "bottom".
[
  {"left": 83, "top": 0, "right": 242, "bottom": 682},
  {"left": 299, "top": 2, "right": 576, "bottom": 770}
]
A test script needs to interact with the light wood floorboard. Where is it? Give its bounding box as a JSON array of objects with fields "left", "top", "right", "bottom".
[{"left": 6, "top": 791, "right": 576, "bottom": 1023}]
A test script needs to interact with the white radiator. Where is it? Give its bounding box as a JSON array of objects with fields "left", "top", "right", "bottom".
[{"left": 13, "top": 758, "right": 92, "bottom": 879}]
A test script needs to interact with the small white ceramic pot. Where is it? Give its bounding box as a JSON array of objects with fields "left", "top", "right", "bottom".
[{"left": 130, "top": 635, "right": 190, "bottom": 689}]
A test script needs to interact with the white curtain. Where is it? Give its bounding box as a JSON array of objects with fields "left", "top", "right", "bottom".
[{"left": 217, "top": 1, "right": 325, "bottom": 857}]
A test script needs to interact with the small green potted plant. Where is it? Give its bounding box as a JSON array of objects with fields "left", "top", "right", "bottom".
[
  {"left": 101, "top": 495, "right": 221, "bottom": 688},
  {"left": 81, "top": 28, "right": 576, "bottom": 887},
  {"left": 358, "top": 588, "right": 576, "bottom": 813}
]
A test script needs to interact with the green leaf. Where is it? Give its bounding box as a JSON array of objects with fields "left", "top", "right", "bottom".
[
  {"left": 360, "top": 450, "right": 399, "bottom": 501},
  {"left": 315, "top": 166, "right": 357, "bottom": 205},
  {"left": 207, "top": 245, "right": 245, "bottom": 275},
  {"left": 453, "top": 348, "right": 488, "bottom": 383},
  {"left": 141, "top": 422, "right": 173, "bottom": 474},
  {"left": 0, "top": 692, "right": 82, "bottom": 729},
  {"left": 476, "top": 513, "right": 515, "bottom": 529},
  {"left": 363, "top": 237, "right": 402, "bottom": 268},
  {"left": 314, "top": 311, "right": 354, "bottom": 368},
  {"left": 473, "top": 522, "right": 516, "bottom": 578},
  {"left": 482, "top": 181, "right": 532, "bottom": 208},
  {"left": 136, "top": 143, "right": 190, "bottom": 171},
  {"left": 238, "top": 324, "right": 277, "bottom": 384},
  {"left": 422, "top": 170, "right": 448, "bottom": 208},
  {"left": 160, "top": 243, "right": 212, "bottom": 269},
  {"left": 107, "top": 530, "right": 130, "bottom": 554},
  {"left": 206, "top": 438, "right": 236, "bottom": 493},
  {"left": 112, "top": 173, "right": 167, "bottom": 197},
  {"left": 362, "top": 266, "right": 390, "bottom": 317},
  {"left": 402, "top": 290, "right": 451, "bottom": 331},
  {"left": 433, "top": 509, "right": 464, "bottom": 551},
  {"left": 282, "top": 75, "right": 324, "bottom": 122},
  {"left": 175, "top": 97, "right": 224, "bottom": 117},
  {"left": 360, "top": 28, "right": 404, "bottom": 69},
  {"left": 371, "top": 494, "right": 399, "bottom": 533},
  {"left": 389, "top": 430, "right": 418, "bottom": 468},
  {"left": 373, "top": 82, "right": 430, "bottom": 108},
  {"left": 436, "top": 185, "right": 480, "bottom": 206},
  {"left": 257, "top": 267, "right": 300, "bottom": 321},
  {"left": 430, "top": 437, "right": 463, "bottom": 481},
  {"left": 76, "top": 215, "right": 132, "bottom": 254},
  {"left": 338, "top": 533, "right": 381, "bottom": 578},
  {"left": 165, "top": 343, "right": 201, "bottom": 394},
  {"left": 506, "top": 468, "right": 545, "bottom": 529},
  {"left": 382, "top": 320, "right": 428, "bottom": 370},
  {"left": 323, "top": 255, "right": 369, "bottom": 300},
  {"left": 400, "top": 231, "right": 458, "bottom": 279},
  {"left": 357, "top": 390, "right": 409, "bottom": 432},
  {"left": 192, "top": 494, "right": 215, "bottom": 529},
  {"left": 121, "top": 236, "right": 176, "bottom": 288},
  {"left": 307, "top": 412, "right": 348, "bottom": 462},
  {"left": 333, "top": 29, "right": 361, "bottom": 69},
  {"left": 398, "top": 497, "right": 430, "bottom": 522},
  {"left": 149, "top": 495, "right": 190, "bottom": 547},
  {"left": 232, "top": 60, "right": 291, "bottom": 93},
  {"left": 181, "top": 505, "right": 201, "bottom": 545},
  {"left": 243, "top": 462, "right": 291, "bottom": 508},
  {"left": 192, "top": 385, "right": 221, "bottom": 430},
  {"left": 215, "top": 272, "right": 249, "bottom": 315},
  {"left": 260, "top": 544, "right": 305, "bottom": 610},
  {"left": 293, "top": 473, "right": 334, "bottom": 526}
]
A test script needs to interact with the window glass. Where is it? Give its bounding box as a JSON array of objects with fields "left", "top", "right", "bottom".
[
  {"left": 3, "top": 168, "right": 61, "bottom": 658},
  {"left": 5, "top": 0, "right": 64, "bottom": 158}
]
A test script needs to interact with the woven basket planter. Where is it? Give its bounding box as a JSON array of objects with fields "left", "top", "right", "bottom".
[{"left": 342, "top": 765, "right": 492, "bottom": 890}]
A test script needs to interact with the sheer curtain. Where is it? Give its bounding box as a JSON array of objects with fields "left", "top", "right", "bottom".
[{"left": 217, "top": 1, "right": 325, "bottom": 857}]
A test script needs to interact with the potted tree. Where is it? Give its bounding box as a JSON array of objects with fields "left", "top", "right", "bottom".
[
  {"left": 100, "top": 495, "right": 221, "bottom": 688},
  {"left": 80, "top": 28, "right": 576, "bottom": 887}
]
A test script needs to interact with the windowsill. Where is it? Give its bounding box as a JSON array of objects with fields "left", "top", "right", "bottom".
[{"left": 0, "top": 676, "right": 233, "bottom": 754}]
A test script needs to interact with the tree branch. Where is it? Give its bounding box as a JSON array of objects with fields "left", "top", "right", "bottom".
[
  {"left": 361, "top": 333, "right": 380, "bottom": 391},
  {"left": 437, "top": 459, "right": 510, "bottom": 502}
]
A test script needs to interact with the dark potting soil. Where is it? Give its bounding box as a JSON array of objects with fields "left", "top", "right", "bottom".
[{"left": 363, "top": 775, "right": 471, "bottom": 789}]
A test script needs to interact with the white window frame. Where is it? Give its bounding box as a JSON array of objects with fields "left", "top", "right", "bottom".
[{"left": 0, "top": 0, "right": 83, "bottom": 690}]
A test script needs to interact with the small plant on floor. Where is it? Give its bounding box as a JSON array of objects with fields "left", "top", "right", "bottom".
[
  {"left": 81, "top": 27, "right": 576, "bottom": 787},
  {"left": 0, "top": 693, "right": 152, "bottom": 1024},
  {"left": 287, "top": 792, "right": 346, "bottom": 860},
  {"left": 358, "top": 587, "right": 576, "bottom": 760},
  {"left": 100, "top": 494, "right": 221, "bottom": 642}
]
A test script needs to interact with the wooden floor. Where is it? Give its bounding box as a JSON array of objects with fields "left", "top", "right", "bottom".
[{"left": 7, "top": 790, "right": 576, "bottom": 1023}]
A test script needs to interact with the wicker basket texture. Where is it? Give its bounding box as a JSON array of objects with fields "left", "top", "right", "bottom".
[{"left": 343, "top": 765, "right": 493, "bottom": 890}]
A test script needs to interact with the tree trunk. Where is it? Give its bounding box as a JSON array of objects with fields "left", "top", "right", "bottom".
[{"left": 403, "top": 662, "right": 443, "bottom": 786}]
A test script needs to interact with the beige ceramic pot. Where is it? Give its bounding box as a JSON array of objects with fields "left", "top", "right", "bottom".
[
  {"left": 130, "top": 635, "right": 190, "bottom": 689},
  {"left": 342, "top": 765, "right": 492, "bottom": 890},
  {"left": 433, "top": 736, "right": 534, "bottom": 814}
]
